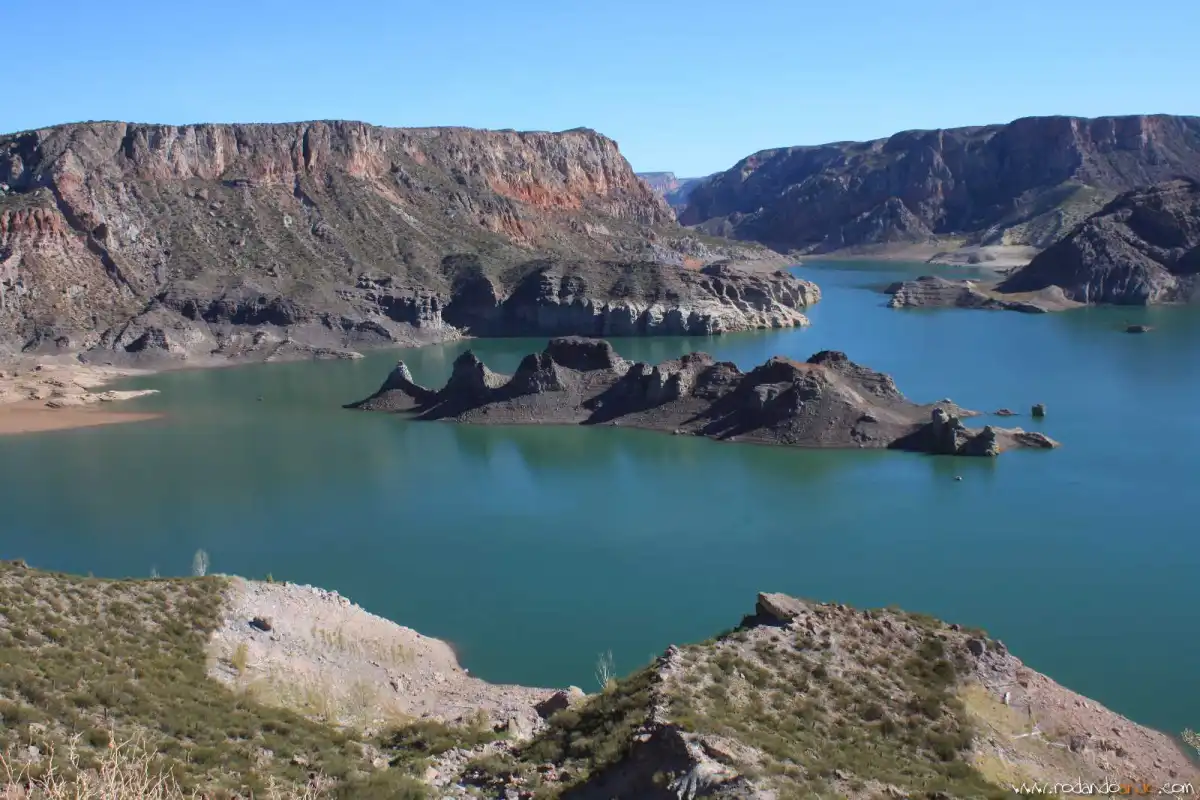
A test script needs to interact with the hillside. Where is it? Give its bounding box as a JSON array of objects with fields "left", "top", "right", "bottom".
[
  {"left": 679, "top": 115, "right": 1200, "bottom": 257},
  {"left": 0, "top": 121, "right": 786, "bottom": 364},
  {"left": 1, "top": 561, "right": 1194, "bottom": 798},
  {"left": 998, "top": 179, "right": 1200, "bottom": 304}
]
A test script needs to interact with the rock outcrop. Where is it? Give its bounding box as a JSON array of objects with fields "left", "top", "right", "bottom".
[
  {"left": 680, "top": 115, "right": 1200, "bottom": 254},
  {"left": 998, "top": 179, "right": 1200, "bottom": 305},
  {"left": 884, "top": 274, "right": 1064, "bottom": 313},
  {"left": 348, "top": 337, "right": 1058, "bottom": 457},
  {"left": 418, "top": 593, "right": 1196, "bottom": 799},
  {"left": 0, "top": 121, "right": 789, "bottom": 362}
]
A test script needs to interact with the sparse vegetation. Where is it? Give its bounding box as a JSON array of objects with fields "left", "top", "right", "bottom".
[
  {"left": 0, "top": 561, "right": 378, "bottom": 797},
  {"left": 231, "top": 642, "right": 249, "bottom": 675},
  {"left": 0, "top": 734, "right": 336, "bottom": 799},
  {"left": 190, "top": 550, "right": 209, "bottom": 578},
  {"left": 594, "top": 649, "right": 615, "bottom": 691},
  {"left": 381, "top": 712, "right": 502, "bottom": 777}
]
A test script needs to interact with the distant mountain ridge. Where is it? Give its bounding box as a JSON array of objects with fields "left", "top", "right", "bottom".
[
  {"left": 678, "top": 114, "right": 1200, "bottom": 254},
  {"left": 637, "top": 171, "right": 710, "bottom": 211}
]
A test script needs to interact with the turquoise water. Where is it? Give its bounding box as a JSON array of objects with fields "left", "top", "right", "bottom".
[{"left": 1, "top": 261, "right": 1198, "bottom": 737}]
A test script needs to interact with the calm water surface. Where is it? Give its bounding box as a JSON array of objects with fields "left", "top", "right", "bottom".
[{"left": 2, "top": 261, "right": 1198, "bottom": 736}]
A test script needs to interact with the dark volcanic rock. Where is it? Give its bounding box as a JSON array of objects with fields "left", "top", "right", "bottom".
[
  {"left": 681, "top": 115, "right": 1200, "bottom": 253},
  {"left": 998, "top": 179, "right": 1200, "bottom": 305},
  {"left": 348, "top": 337, "right": 1061, "bottom": 457}
]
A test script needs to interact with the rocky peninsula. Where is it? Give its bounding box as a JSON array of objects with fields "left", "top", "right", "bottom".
[
  {"left": 998, "top": 179, "right": 1200, "bottom": 305},
  {"left": 347, "top": 337, "right": 1058, "bottom": 457}
]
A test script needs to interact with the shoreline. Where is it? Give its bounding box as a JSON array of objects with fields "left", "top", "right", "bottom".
[
  {"left": 0, "top": 401, "right": 163, "bottom": 436},
  {"left": 796, "top": 241, "right": 1038, "bottom": 270},
  {"left": 0, "top": 358, "right": 166, "bottom": 436}
]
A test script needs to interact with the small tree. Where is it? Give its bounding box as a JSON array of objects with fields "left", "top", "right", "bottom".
[
  {"left": 191, "top": 549, "right": 209, "bottom": 578},
  {"left": 595, "top": 650, "right": 616, "bottom": 691},
  {"left": 1184, "top": 728, "right": 1199, "bottom": 756}
]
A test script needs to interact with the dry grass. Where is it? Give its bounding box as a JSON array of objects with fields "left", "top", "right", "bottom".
[
  {"left": 0, "top": 735, "right": 332, "bottom": 799},
  {"left": 0, "top": 562, "right": 425, "bottom": 797}
]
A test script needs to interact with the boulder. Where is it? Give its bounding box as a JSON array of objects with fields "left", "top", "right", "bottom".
[
  {"left": 756, "top": 592, "right": 809, "bottom": 624},
  {"left": 535, "top": 688, "right": 585, "bottom": 719}
]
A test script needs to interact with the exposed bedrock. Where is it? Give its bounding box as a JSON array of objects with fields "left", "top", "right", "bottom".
[{"left": 348, "top": 337, "right": 1059, "bottom": 457}]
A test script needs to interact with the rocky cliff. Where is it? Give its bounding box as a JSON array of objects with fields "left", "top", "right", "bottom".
[
  {"left": 0, "top": 121, "right": 787, "bottom": 362},
  {"left": 637, "top": 171, "right": 709, "bottom": 211},
  {"left": 348, "top": 336, "right": 1057, "bottom": 457},
  {"left": 998, "top": 179, "right": 1200, "bottom": 304},
  {"left": 679, "top": 115, "right": 1200, "bottom": 254}
]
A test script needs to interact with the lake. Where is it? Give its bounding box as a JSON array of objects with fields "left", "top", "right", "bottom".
[{"left": 2, "top": 260, "right": 1197, "bottom": 738}]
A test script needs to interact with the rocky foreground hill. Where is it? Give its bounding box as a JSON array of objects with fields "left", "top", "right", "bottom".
[
  {"left": 347, "top": 336, "right": 1058, "bottom": 457},
  {"left": 998, "top": 179, "right": 1200, "bottom": 305},
  {"left": 2, "top": 561, "right": 1194, "bottom": 798},
  {"left": 0, "top": 121, "right": 789, "bottom": 363},
  {"left": 679, "top": 115, "right": 1200, "bottom": 257}
]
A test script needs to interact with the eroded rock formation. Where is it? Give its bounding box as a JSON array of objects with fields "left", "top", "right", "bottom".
[
  {"left": 348, "top": 337, "right": 1058, "bottom": 457},
  {"left": 0, "top": 121, "right": 792, "bottom": 362}
]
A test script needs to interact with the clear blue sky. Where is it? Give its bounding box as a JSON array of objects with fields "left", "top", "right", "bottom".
[{"left": 5, "top": 0, "right": 1196, "bottom": 176}]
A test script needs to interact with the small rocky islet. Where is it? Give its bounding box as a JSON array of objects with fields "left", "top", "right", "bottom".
[{"left": 347, "top": 336, "right": 1058, "bottom": 457}]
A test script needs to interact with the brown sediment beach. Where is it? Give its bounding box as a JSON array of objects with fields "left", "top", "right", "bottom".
[
  {"left": 0, "top": 401, "right": 161, "bottom": 436},
  {"left": 0, "top": 359, "right": 161, "bottom": 436}
]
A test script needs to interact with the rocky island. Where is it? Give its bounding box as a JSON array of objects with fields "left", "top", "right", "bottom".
[
  {"left": 347, "top": 337, "right": 1058, "bottom": 457},
  {"left": 883, "top": 274, "right": 1080, "bottom": 314}
]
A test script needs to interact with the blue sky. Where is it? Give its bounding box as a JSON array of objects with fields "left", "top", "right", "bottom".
[{"left": 5, "top": 0, "right": 1196, "bottom": 176}]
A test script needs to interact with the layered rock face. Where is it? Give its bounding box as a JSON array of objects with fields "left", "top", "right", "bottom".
[
  {"left": 680, "top": 115, "right": 1200, "bottom": 253},
  {"left": 348, "top": 337, "right": 1057, "bottom": 456},
  {"left": 998, "top": 179, "right": 1200, "bottom": 304},
  {"left": 0, "top": 121, "right": 787, "bottom": 360}
]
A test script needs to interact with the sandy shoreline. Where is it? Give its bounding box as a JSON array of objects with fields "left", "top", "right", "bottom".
[
  {"left": 0, "top": 358, "right": 162, "bottom": 436},
  {"left": 0, "top": 401, "right": 162, "bottom": 436},
  {"left": 797, "top": 242, "right": 1038, "bottom": 270}
]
